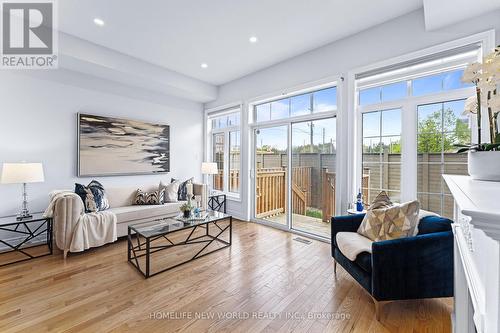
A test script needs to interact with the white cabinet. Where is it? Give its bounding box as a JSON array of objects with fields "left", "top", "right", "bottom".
[{"left": 444, "top": 175, "right": 500, "bottom": 333}]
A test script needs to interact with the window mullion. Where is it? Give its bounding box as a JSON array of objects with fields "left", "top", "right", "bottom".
[{"left": 224, "top": 130, "right": 230, "bottom": 194}]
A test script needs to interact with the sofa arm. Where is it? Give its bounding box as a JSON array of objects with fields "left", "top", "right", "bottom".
[
  {"left": 331, "top": 214, "right": 364, "bottom": 241},
  {"left": 53, "top": 195, "right": 84, "bottom": 252},
  {"left": 371, "top": 231, "right": 453, "bottom": 301}
]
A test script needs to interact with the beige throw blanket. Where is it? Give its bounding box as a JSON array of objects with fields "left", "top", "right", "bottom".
[
  {"left": 69, "top": 211, "right": 117, "bottom": 252},
  {"left": 44, "top": 190, "right": 117, "bottom": 252}
]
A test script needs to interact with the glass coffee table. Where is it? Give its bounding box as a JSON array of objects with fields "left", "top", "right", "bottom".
[{"left": 127, "top": 211, "right": 232, "bottom": 278}]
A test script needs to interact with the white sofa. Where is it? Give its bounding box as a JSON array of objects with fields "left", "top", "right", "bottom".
[{"left": 52, "top": 182, "right": 208, "bottom": 257}]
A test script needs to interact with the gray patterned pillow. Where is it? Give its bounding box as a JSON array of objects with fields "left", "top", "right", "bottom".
[{"left": 133, "top": 188, "right": 165, "bottom": 205}]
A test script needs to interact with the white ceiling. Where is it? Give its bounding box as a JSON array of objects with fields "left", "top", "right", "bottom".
[
  {"left": 58, "top": 0, "right": 423, "bottom": 86},
  {"left": 424, "top": 0, "right": 500, "bottom": 31}
]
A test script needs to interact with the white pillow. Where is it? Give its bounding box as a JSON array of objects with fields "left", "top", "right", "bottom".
[{"left": 159, "top": 181, "right": 180, "bottom": 203}]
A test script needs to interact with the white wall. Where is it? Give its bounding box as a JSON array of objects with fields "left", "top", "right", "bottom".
[
  {"left": 0, "top": 70, "right": 204, "bottom": 217},
  {"left": 205, "top": 8, "right": 500, "bottom": 220}
]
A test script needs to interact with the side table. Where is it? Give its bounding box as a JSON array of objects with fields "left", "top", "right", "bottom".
[
  {"left": 208, "top": 193, "right": 227, "bottom": 213},
  {"left": 0, "top": 213, "right": 53, "bottom": 266},
  {"left": 347, "top": 208, "right": 367, "bottom": 215}
]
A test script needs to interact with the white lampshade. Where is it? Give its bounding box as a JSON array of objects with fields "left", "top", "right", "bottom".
[
  {"left": 201, "top": 162, "right": 218, "bottom": 175},
  {"left": 1, "top": 163, "right": 45, "bottom": 184}
]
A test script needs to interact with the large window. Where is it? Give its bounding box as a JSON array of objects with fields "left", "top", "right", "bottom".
[
  {"left": 357, "top": 51, "right": 477, "bottom": 217},
  {"left": 208, "top": 109, "right": 241, "bottom": 196}
]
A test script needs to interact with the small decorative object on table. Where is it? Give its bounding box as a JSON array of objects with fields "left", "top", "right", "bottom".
[
  {"left": 457, "top": 45, "right": 500, "bottom": 181},
  {"left": 356, "top": 189, "right": 364, "bottom": 212},
  {"left": 179, "top": 203, "right": 193, "bottom": 218},
  {"left": 0, "top": 163, "right": 45, "bottom": 220}
]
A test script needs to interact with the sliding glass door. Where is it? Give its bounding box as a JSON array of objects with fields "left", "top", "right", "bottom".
[
  {"left": 254, "top": 126, "right": 288, "bottom": 228},
  {"left": 253, "top": 118, "right": 336, "bottom": 239},
  {"left": 291, "top": 118, "right": 336, "bottom": 238}
]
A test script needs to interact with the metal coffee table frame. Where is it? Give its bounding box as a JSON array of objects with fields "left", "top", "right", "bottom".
[{"left": 127, "top": 214, "right": 232, "bottom": 278}]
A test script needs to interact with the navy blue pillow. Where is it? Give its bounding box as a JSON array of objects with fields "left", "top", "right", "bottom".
[
  {"left": 171, "top": 178, "right": 193, "bottom": 201},
  {"left": 75, "top": 180, "right": 109, "bottom": 213}
]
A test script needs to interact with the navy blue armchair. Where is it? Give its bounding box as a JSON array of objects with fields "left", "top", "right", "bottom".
[{"left": 331, "top": 213, "right": 454, "bottom": 319}]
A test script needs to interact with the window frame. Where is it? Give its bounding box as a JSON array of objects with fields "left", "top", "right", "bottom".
[{"left": 206, "top": 107, "right": 242, "bottom": 199}]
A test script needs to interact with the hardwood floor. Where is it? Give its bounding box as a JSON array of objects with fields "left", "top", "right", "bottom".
[{"left": 0, "top": 220, "right": 452, "bottom": 333}]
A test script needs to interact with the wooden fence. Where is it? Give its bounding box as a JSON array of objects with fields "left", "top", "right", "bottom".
[
  {"left": 255, "top": 168, "right": 287, "bottom": 218},
  {"left": 215, "top": 167, "right": 370, "bottom": 222}
]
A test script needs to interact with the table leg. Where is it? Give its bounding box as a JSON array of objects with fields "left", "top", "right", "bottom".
[
  {"left": 146, "top": 237, "right": 151, "bottom": 278},
  {"left": 127, "top": 228, "right": 131, "bottom": 262},
  {"left": 229, "top": 216, "right": 232, "bottom": 245}
]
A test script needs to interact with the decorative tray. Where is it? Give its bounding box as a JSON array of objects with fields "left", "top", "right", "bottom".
[{"left": 174, "top": 212, "right": 208, "bottom": 222}]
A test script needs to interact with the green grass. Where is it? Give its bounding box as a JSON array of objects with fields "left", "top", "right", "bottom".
[{"left": 305, "top": 208, "right": 323, "bottom": 219}]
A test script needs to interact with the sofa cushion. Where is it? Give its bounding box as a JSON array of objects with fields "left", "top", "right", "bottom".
[
  {"left": 355, "top": 252, "right": 372, "bottom": 273},
  {"left": 106, "top": 184, "right": 159, "bottom": 208},
  {"left": 108, "top": 202, "right": 183, "bottom": 224},
  {"left": 334, "top": 248, "right": 372, "bottom": 294}
]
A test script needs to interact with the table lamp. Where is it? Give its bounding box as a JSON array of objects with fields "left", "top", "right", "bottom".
[
  {"left": 201, "top": 162, "right": 218, "bottom": 195},
  {"left": 1, "top": 163, "right": 45, "bottom": 220}
]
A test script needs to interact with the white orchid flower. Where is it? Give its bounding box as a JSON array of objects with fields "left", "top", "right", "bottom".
[
  {"left": 488, "top": 94, "right": 500, "bottom": 112},
  {"left": 477, "top": 75, "right": 498, "bottom": 92},
  {"left": 462, "top": 62, "right": 482, "bottom": 84},
  {"left": 463, "top": 95, "right": 478, "bottom": 115}
]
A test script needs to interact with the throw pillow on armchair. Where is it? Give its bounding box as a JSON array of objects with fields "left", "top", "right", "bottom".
[{"left": 357, "top": 191, "right": 419, "bottom": 242}]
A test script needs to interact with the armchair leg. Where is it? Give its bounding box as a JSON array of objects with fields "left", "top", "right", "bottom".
[
  {"left": 372, "top": 297, "right": 389, "bottom": 321},
  {"left": 63, "top": 250, "right": 69, "bottom": 260},
  {"left": 333, "top": 260, "right": 337, "bottom": 276}
]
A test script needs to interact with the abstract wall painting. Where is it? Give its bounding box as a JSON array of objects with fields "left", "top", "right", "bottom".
[{"left": 78, "top": 113, "right": 170, "bottom": 176}]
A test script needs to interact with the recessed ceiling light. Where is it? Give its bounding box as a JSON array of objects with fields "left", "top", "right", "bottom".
[
  {"left": 201, "top": 63, "right": 208, "bottom": 69},
  {"left": 93, "top": 18, "right": 105, "bottom": 26},
  {"left": 249, "top": 36, "right": 258, "bottom": 43}
]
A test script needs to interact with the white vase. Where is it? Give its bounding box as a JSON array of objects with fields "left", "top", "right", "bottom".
[{"left": 468, "top": 151, "right": 500, "bottom": 181}]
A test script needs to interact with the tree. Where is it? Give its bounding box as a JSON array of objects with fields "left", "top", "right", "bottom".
[
  {"left": 418, "top": 108, "right": 470, "bottom": 153},
  {"left": 361, "top": 107, "right": 470, "bottom": 154}
]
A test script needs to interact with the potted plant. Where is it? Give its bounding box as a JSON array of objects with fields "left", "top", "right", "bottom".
[
  {"left": 180, "top": 203, "right": 193, "bottom": 218},
  {"left": 456, "top": 45, "right": 500, "bottom": 181}
]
